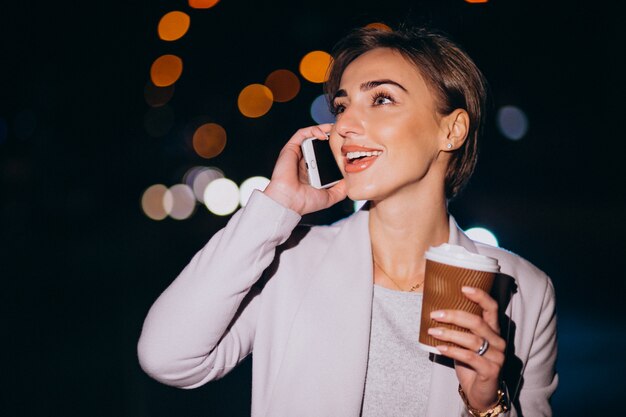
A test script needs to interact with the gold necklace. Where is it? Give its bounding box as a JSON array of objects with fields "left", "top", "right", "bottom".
[{"left": 373, "top": 259, "right": 424, "bottom": 292}]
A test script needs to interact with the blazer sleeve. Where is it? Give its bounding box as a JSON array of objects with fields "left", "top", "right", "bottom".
[
  {"left": 516, "top": 277, "right": 559, "bottom": 416},
  {"left": 137, "top": 190, "right": 301, "bottom": 388}
]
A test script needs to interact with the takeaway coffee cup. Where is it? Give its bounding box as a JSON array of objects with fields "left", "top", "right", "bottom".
[{"left": 418, "top": 243, "right": 500, "bottom": 354}]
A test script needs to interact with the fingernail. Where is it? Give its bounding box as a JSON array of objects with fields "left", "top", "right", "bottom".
[
  {"left": 461, "top": 286, "right": 476, "bottom": 294},
  {"left": 428, "top": 328, "right": 443, "bottom": 336},
  {"left": 436, "top": 345, "right": 448, "bottom": 352},
  {"left": 430, "top": 311, "right": 445, "bottom": 319}
]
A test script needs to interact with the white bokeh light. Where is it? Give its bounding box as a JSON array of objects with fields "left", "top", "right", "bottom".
[
  {"left": 497, "top": 105, "right": 528, "bottom": 141},
  {"left": 465, "top": 227, "right": 499, "bottom": 247},
  {"left": 203, "top": 178, "right": 240, "bottom": 216},
  {"left": 190, "top": 167, "right": 224, "bottom": 202},
  {"left": 240, "top": 176, "right": 270, "bottom": 206},
  {"left": 166, "top": 184, "right": 196, "bottom": 220}
]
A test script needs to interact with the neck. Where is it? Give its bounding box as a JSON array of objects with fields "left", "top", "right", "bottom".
[{"left": 368, "top": 182, "right": 450, "bottom": 288}]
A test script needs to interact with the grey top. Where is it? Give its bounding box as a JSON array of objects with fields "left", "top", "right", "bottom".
[{"left": 361, "top": 285, "right": 433, "bottom": 417}]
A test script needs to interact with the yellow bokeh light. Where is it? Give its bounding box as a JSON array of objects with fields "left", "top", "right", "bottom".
[
  {"left": 192, "top": 123, "right": 227, "bottom": 159},
  {"left": 150, "top": 54, "right": 183, "bottom": 87},
  {"left": 188, "top": 0, "right": 220, "bottom": 8},
  {"left": 158, "top": 11, "right": 191, "bottom": 41},
  {"left": 141, "top": 184, "right": 169, "bottom": 220},
  {"left": 265, "top": 69, "right": 300, "bottom": 103},
  {"left": 365, "top": 22, "right": 392, "bottom": 32},
  {"left": 299, "top": 51, "right": 332, "bottom": 83},
  {"left": 237, "top": 84, "right": 273, "bottom": 118}
]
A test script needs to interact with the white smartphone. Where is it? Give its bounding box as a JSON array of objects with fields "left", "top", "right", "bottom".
[{"left": 301, "top": 136, "right": 343, "bottom": 189}]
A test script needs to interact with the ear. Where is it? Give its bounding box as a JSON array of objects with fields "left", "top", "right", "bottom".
[{"left": 439, "top": 109, "right": 469, "bottom": 152}]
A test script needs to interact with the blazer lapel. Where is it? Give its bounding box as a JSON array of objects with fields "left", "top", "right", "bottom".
[{"left": 266, "top": 210, "right": 374, "bottom": 416}]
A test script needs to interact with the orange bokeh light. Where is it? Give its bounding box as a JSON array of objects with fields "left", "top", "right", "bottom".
[
  {"left": 299, "top": 51, "right": 332, "bottom": 83},
  {"left": 188, "top": 0, "right": 220, "bottom": 8},
  {"left": 365, "top": 22, "right": 392, "bottom": 32},
  {"left": 465, "top": 0, "right": 488, "bottom": 3},
  {"left": 264, "top": 69, "right": 300, "bottom": 103},
  {"left": 144, "top": 81, "right": 175, "bottom": 107},
  {"left": 150, "top": 54, "right": 183, "bottom": 87},
  {"left": 192, "top": 123, "right": 227, "bottom": 159},
  {"left": 158, "top": 11, "right": 191, "bottom": 41},
  {"left": 237, "top": 84, "right": 273, "bottom": 118}
]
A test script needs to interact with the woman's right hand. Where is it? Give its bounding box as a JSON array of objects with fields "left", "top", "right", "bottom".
[{"left": 263, "top": 124, "right": 347, "bottom": 216}]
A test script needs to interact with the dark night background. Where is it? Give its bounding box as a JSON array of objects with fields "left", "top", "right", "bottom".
[{"left": 2, "top": 0, "right": 624, "bottom": 415}]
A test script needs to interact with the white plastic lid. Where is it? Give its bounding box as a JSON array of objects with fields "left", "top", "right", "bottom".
[{"left": 425, "top": 243, "right": 500, "bottom": 273}]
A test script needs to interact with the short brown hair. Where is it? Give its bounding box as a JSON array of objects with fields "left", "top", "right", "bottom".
[{"left": 324, "top": 26, "right": 488, "bottom": 200}]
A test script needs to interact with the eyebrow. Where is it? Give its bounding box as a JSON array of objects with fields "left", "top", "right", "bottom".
[{"left": 332, "top": 79, "right": 408, "bottom": 101}]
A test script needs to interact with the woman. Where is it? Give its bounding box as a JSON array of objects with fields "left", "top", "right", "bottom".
[{"left": 138, "top": 26, "right": 557, "bottom": 417}]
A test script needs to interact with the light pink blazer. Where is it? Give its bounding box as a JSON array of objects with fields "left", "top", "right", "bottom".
[{"left": 138, "top": 191, "right": 557, "bottom": 417}]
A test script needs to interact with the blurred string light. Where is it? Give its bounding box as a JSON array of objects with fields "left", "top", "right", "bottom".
[
  {"left": 164, "top": 184, "right": 196, "bottom": 220},
  {"left": 310, "top": 94, "right": 335, "bottom": 124},
  {"left": 144, "top": 105, "right": 175, "bottom": 137},
  {"left": 184, "top": 166, "right": 224, "bottom": 201},
  {"left": 151, "top": 54, "right": 183, "bottom": 87},
  {"left": 142, "top": 184, "right": 169, "bottom": 220},
  {"left": 265, "top": 69, "right": 300, "bottom": 103},
  {"left": 365, "top": 22, "right": 392, "bottom": 31},
  {"left": 188, "top": 0, "right": 220, "bottom": 8},
  {"left": 465, "top": 227, "right": 499, "bottom": 247},
  {"left": 0, "top": 117, "right": 7, "bottom": 144},
  {"left": 144, "top": 81, "right": 175, "bottom": 107},
  {"left": 240, "top": 176, "right": 270, "bottom": 206},
  {"left": 204, "top": 177, "right": 240, "bottom": 215},
  {"left": 238, "top": 84, "right": 274, "bottom": 118},
  {"left": 192, "top": 123, "right": 227, "bottom": 158},
  {"left": 158, "top": 11, "right": 190, "bottom": 41},
  {"left": 497, "top": 105, "right": 528, "bottom": 141},
  {"left": 299, "top": 51, "right": 332, "bottom": 83}
]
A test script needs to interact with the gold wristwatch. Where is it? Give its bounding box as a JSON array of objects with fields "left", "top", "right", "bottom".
[{"left": 458, "top": 381, "right": 510, "bottom": 417}]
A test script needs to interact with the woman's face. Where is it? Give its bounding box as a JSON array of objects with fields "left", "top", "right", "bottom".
[{"left": 329, "top": 47, "right": 451, "bottom": 202}]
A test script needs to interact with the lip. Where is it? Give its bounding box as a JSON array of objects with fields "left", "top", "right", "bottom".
[{"left": 341, "top": 145, "right": 383, "bottom": 174}]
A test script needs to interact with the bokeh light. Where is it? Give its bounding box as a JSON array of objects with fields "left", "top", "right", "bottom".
[
  {"left": 238, "top": 84, "right": 273, "bottom": 118},
  {"left": 365, "top": 22, "right": 392, "bottom": 32},
  {"left": 310, "top": 94, "right": 335, "bottom": 124},
  {"left": 203, "top": 177, "right": 240, "bottom": 216},
  {"left": 185, "top": 166, "right": 224, "bottom": 201},
  {"left": 299, "top": 51, "right": 332, "bottom": 83},
  {"left": 0, "top": 117, "right": 7, "bottom": 144},
  {"left": 158, "top": 11, "right": 190, "bottom": 41},
  {"left": 144, "top": 105, "right": 174, "bottom": 137},
  {"left": 465, "top": 227, "right": 499, "bottom": 247},
  {"left": 465, "top": 0, "right": 488, "bottom": 3},
  {"left": 188, "top": 0, "right": 220, "bottom": 8},
  {"left": 150, "top": 54, "right": 183, "bottom": 87},
  {"left": 142, "top": 184, "right": 169, "bottom": 220},
  {"left": 497, "top": 105, "right": 528, "bottom": 141},
  {"left": 144, "top": 81, "right": 175, "bottom": 107},
  {"left": 264, "top": 69, "right": 300, "bottom": 103},
  {"left": 164, "top": 184, "right": 196, "bottom": 220},
  {"left": 192, "top": 123, "right": 227, "bottom": 159},
  {"left": 239, "top": 176, "right": 270, "bottom": 206}
]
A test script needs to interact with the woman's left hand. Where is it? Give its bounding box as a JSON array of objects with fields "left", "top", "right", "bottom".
[{"left": 427, "top": 286, "right": 505, "bottom": 411}]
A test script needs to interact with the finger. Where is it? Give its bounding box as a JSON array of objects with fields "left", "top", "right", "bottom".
[
  {"left": 435, "top": 344, "right": 502, "bottom": 381},
  {"left": 461, "top": 286, "right": 500, "bottom": 332},
  {"left": 288, "top": 124, "right": 334, "bottom": 146},
  {"left": 324, "top": 179, "right": 347, "bottom": 205},
  {"left": 430, "top": 310, "right": 505, "bottom": 352},
  {"left": 427, "top": 327, "right": 505, "bottom": 365}
]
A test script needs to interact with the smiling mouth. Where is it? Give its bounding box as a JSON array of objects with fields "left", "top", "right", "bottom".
[{"left": 344, "top": 150, "right": 382, "bottom": 173}]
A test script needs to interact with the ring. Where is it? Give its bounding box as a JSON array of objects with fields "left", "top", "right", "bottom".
[{"left": 476, "top": 338, "right": 490, "bottom": 356}]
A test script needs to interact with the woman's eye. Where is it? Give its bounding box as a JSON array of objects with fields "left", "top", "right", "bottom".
[
  {"left": 373, "top": 95, "right": 393, "bottom": 106},
  {"left": 332, "top": 103, "right": 345, "bottom": 115}
]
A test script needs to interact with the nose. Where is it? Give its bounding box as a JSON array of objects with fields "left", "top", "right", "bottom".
[{"left": 334, "top": 105, "right": 364, "bottom": 138}]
